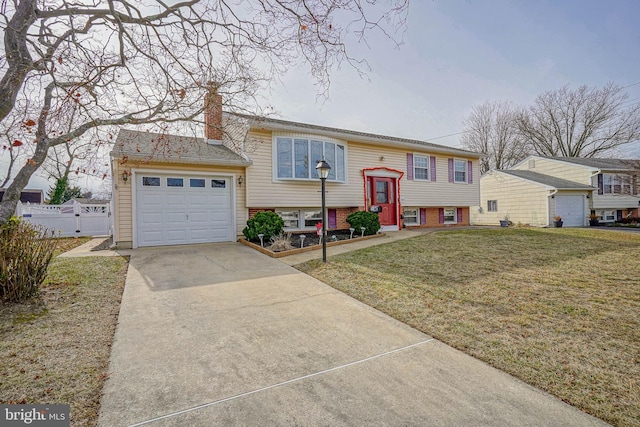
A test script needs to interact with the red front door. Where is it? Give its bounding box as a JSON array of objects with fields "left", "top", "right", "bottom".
[{"left": 369, "top": 177, "right": 397, "bottom": 226}]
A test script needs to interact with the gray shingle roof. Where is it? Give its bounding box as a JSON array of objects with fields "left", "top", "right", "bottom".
[
  {"left": 499, "top": 170, "right": 595, "bottom": 190},
  {"left": 544, "top": 157, "right": 639, "bottom": 171},
  {"left": 111, "top": 129, "right": 250, "bottom": 166},
  {"left": 231, "top": 113, "right": 483, "bottom": 158}
]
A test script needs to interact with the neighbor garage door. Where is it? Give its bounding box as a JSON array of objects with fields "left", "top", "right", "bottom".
[
  {"left": 555, "top": 195, "right": 585, "bottom": 227},
  {"left": 136, "top": 173, "right": 233, "bottom": 247}
]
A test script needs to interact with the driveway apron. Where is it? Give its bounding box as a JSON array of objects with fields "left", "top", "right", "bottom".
[{"left": 99, "top": 242, "right": 608, "bottom": 426}]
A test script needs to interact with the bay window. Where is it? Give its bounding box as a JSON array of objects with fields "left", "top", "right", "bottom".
[{"left": 275, "top": 136, "right": 346, "bottom": 182}]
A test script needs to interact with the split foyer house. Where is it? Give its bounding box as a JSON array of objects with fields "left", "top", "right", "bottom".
[
  {"left": 111, "top": 93, "right": 482, "bottom": 248},
  {"left": 471, "top": 155, "right": 639, "bottom": 227}
]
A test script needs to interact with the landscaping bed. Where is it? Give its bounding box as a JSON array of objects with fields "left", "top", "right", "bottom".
[{"left": 240, "top": 229, "right": 386, "bottom": 258}]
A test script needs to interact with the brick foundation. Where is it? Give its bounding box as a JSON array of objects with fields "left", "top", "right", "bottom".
[
  {"left": 405, "top": 207, "right": 470, "bottom": 228},
  {"left": 334, "top": 207, "right": 362, "bottom": 229},
  {"left": 248, "top": 208, "right": 275, "bottom": 218}
]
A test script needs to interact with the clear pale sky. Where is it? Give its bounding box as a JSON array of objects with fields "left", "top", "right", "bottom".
[
  {"left": 268, "top": 0, "right": 640, "bottom": 156},
  {"left": 5, "top": 0, "right": 640, "bottom": 195}
]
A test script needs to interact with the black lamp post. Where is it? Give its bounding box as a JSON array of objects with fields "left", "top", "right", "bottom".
[{"left": 316, "top": 159, "right": 331, "bottom": 262}]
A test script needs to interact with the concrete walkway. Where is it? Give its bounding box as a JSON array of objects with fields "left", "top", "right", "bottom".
[{"left": 97, "top": 238, "right": 608, "bottom": 426}]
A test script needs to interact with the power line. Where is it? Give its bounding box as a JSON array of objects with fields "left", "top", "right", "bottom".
[{"left": 424, "top": 131, "right": 466, "bottom": 142}]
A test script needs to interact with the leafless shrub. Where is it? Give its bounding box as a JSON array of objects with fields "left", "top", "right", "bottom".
[
  {"left": 268, "top": 233, "right": 293, "bottom": 252},
  {"left": 0, "top": 218, "right": 57, "bottom": 303}
]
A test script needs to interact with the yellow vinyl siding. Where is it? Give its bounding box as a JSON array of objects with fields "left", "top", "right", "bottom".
[
  {"left": 245, "top": 131, "right": 480, "bottom": 208},
  {"left": 515, "top": 157, "right": 593, "bottom": 184},
  {"left": 472, "top": 172, "right": 550, "bottom": 227}
]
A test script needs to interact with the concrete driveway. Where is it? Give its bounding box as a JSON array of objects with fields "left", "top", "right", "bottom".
[{"left": 99, "top": 242, "right": 607, "bottom": 426}]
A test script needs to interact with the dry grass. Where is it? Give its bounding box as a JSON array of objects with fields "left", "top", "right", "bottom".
[
  {"left": 53, "top": 237, "right": 92, "bottom": 256},
  {"left": 297, "top": 228, "right": 640, "bottom": 426},
  {"left": 0, "top": 252, "right": 128, "bottom": 427}
]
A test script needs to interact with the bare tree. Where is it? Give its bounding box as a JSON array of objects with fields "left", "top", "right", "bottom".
[
  {"left": 0, "top": 0, "right": 409, "bottom": 223},
  {"left": 516, "top": 83, "right": 640, "bottom": 158},
  {"left": 461, "top": 101, "right": 529, "bottom": 174}
]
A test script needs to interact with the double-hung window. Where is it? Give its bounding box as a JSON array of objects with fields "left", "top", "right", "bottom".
[
  {"left": 454, "top": 159, "right": 467, "bottom": 183},
  {"left": 443, "top": 208, "right": 457, "bottom": 223},
  {"left": 414, "top": 155, "right": 430, "bottom": 180},
  {"left": 403, "top": 208, "right": 419, "bottom": 225},
  {"left": 275, "top": 136, "right": 346, "bottom": 182},
  {"left": 603, "top": 174, "right": 632, "bottom": 195}
]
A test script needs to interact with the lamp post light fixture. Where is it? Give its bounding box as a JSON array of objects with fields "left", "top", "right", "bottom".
[{"left": 315, "top": 159, "right": 331, "bottom": 262}]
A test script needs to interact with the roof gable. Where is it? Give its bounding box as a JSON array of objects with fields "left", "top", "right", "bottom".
[
  {"left": 518, "top": 155, "right": 639, "bottom": 171},
  {"left": 497, "top": 170, "right": 595, "bottom": 190},
  {"left": 111, "top": 129, "right": 250, "bottom": 166}
]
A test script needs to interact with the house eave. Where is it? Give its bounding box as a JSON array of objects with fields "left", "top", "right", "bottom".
[
  {"left": 246, "top": 117, "right": 483, "bottom": 158},
  {"left": 110, "top": 153, "right": 251, "bottom": 167}
]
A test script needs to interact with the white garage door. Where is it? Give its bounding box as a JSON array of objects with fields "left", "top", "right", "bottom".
[
  {"left": 136, "top": 174, "right": 233, "bottom": 247},
  {"left": 555, "top": 195, "right": 584, "bottom": 227}
]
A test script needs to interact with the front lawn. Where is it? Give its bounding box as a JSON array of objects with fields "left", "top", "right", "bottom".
[
  {"left": 0, "top": 253, "right": 128, "bottom": 427},
  {"left": 297, "top": 228, "right": 640, "bottom": 426}
]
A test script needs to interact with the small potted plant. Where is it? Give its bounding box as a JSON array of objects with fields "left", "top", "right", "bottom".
[
  {"left": 588, "top": 213, "right": 600, "bottom": 226},
  {"left": 499, "top": 214, "right": 510, "bottom": 228},
  {"left": 553, "top": 215, "right": 563, "bottom": 228}
]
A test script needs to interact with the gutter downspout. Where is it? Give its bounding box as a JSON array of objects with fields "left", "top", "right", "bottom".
[{"left": 547, "top": 189, "right": 558, "bottom": 227}]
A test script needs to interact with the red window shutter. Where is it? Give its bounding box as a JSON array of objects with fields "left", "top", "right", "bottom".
[
  {"left": 439, "top": 208, "right": 444, "bottom": 223},
  {"left": 406, "top": 153, "right": 414, "bottom": 180},
  {"left": 448, "top": 158, "right": 454, "bottom": 182},
  {"left": 457, "top": 208, "right": 463, "bottom": 223},
  {"left": 420, "top": 208, "right": 426, "bottom": 225},
  {"left": 467, "top": 161, "right": 473, "bottom": 184},
  {"left": 430, "top": 156, "right": 437, "bottom": 181}
]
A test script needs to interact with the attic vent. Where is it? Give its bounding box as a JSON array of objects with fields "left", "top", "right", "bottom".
[{"left": 528, "top": 159, "right": 535, "bottom": 169}]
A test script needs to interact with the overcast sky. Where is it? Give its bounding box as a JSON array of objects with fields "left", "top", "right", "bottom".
[
  {"left": 268, "top": 0, "right": 640, "bottom": 156},
  {"left": 5, "top": 0, "right": 640, "bottom": 195}
]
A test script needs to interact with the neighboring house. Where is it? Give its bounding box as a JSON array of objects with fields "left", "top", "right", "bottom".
[
  {"left": 471, "top": 156, "right": 639, "bottom": 227},
  {"left": 0, "top": 188, "right": 44, "bottom": 204},
  {"left": 111, "top": 92, "right": 482, "bottom": 248},
  {"left": 471, "top": 170, "right": 595, "bottom": 227}
]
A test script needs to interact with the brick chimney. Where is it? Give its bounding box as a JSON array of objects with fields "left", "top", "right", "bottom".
[{"left": 204, "top": 87, "right": 223, "bottom": 142}]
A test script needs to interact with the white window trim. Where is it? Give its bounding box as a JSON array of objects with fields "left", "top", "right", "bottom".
[
  {"left": 413, "top": 154, "right": 430, "bottom": 181},
  {"left": 603, "top": 173, "right": 633, "bottom": 195},
  {"left": 444, "top": 207, "right": 457, "bottom": 224},
  {"left": 272, "top": 134, "right": 348, "bottom": 183},
  {"left": 403, "top": 207, "right": 419, "bottom": 225},
  {"left": 487, "top": 200, "right": 498, "bottom": 212},
  {"left": 277, "top": 208, "right": 325, "bottom": 230},
  {"left": 453, "top": 159, "right": 467, "bottom": 184}
]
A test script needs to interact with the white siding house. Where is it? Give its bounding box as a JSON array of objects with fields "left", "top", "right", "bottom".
[{"left": 471, "top": 170, "right": 594, "bottom": 227}]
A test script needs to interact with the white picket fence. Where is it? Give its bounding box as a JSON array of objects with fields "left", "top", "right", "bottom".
[{"left": 16, "top": 200, "right": 112, "bottom": 237}]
